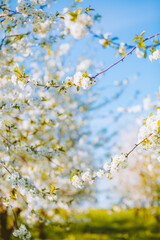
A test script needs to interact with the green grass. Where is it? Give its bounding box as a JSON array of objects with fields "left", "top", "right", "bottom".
[{"left": 31, "top": 208, "right": 160, "bottom": 240}]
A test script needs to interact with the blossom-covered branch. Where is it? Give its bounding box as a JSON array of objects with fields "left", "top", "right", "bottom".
[
  {"left": 72, "top": 109, "right": 160, "bottom": 188},
  {"left": 125, "top": 133, "right": 152, "bottom": 158},
  {"left": 92, "top": 32, "right": 160, "bottom": 79}
]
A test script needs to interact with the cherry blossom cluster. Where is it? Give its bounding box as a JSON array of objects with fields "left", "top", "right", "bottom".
[
  {"left": 135, "top": 47, "right": 144, "bottom": 58},
  {"left": 0, "top": 1, "right": 96, "bottom": 237},
  {"left": 149, "top": 49, "right": 160, "bottom": 62},
  {"left": 13, "top": 224, "right": 31, "bottom": 240},
  {"left": 71, "top": 154, "right": 127, "bottom": 188},
  {"left": 112, "top": 89, "right": 160, "bottom": 208},
  {"left": 118, "top": 42, "right": 126, "bottom": 55},
  {"left": 98, "top": 30, "right": 160, "bottom": 66},
  {"left": 8, "top": 171, "right": 39, "bottom": 197},
  {"left": 118, "top": 44, "right": 144, "bottom": 58},
  {"left": 64, "top": 71, "right": 93, "bottom": 90},
  {"left": 63, "top": 9, "right": 93, "bottom": 39},
  {"left": 138, "top": 110, "right": 160, "bottom": 150},
  {"left": 99, "top": 32, "right": 112, "bottom": 47},
  {"left": 113, "top": 129, "right": 160, "bottom": 208}
]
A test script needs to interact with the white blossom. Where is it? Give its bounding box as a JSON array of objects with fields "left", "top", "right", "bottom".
[
  {"left": 119, "top": 42, "right": 126, "bottom": 54},
  {"left": 138, "top": 110, "right": 160, "bottom": 150},
  {"left": 13, "top": 225, "right": 31, "bottom": 239},
  {"left": 71, "top": 175, "right": 82, "bottom": 188},
  {"left": 111, "top": 154, "right": 127, "bottom": 172},
  {"left": 81, "top": 171, "right": 91, "bottom": 181},
  {"left": 104, "top": 32, "right": 111, "bottom": 39},
  {"left": 103, "top": 163, "right": 111, "bottom": 171},
  {"left": 136, "top": 47, "right": 144, "bottom": 58},
  {"left": 64, "top": 12, "right": 92, "bottom": 39},
  {"left": 96, "top": 169, "right": 104, "bottom": 178},
  {"left": 99, "top": 38, "right": 106, "bottom": 45},
  {"left": 81, "top": 77, "right": 90, "bottom": 89},
  {"left": 73, "top": 71, "right": 83, "bottom": 86},
  {"left": 149, "top": 49, "right": 160, "bottom": 62}
]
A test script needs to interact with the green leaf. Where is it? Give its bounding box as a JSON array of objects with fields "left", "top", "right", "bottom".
[
  {"left": 14, "top": 72, "right": 20, "bottom": 77},
  {"left": 10, "top": 191, "right": 17, "bottom": 200},
  {"left": 58, "top": 146, "right": 65, "bottom": 152},
  {"left": 56, "top": 11, "right": 59, "bottom": 16},
  {"left": 133, "top": 35, "right": 139, "bottom": 42},
  {"left": 16, "top": 66, "right": 21, "bottom": 74},
  {"left": 150, "top": 46, "right": 155, "bottom": 54},
  {"left": 140, "top": 30, "right": 146, "bottom": 37},
  {"left": 104, "top": 40, "right": 112, "bottom": 47},
  {"left": 57, "top": 112, "right": 63, "bottom": 117},
  {"left": 50, "top": 184, "right": 55, "bottom": 193},
  {"left": 58, "top": 87, "right": 65, "bottom": 94},
  {"left": 86, "top": 5, "right": 95, "bottom": 12},
  {"left": 82, "top": 71, "right": 88, "bottom": 78}
]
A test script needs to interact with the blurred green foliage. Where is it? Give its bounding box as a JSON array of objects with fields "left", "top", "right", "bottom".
[{"left": 30, "top": 208, "right": 160, "bottom": 240}]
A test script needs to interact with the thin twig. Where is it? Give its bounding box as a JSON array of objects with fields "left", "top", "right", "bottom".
[
  {"left": 0, "top": 133, "right": 13, "bottom": 145},
  {"left": 92, "top": 32, "right": 160, "bottom": 79},
  {"left": 0, "top": 6, "right": 21, "bottom": 15},
  {"left": 0, "top": 162, "right": 12, "bottom": 174},
  {"left": 11, "top": 206, "right": 18, "bottom": 229},
  {"left": 0, "top": 32, "right": 30, "bottom": 50},
  {"left": 125, "top": 133, "right": 152, "bottom": 158},
  {"left": 0, "top": 163, "right": 28, "bottom": 205},
  {"left": 89, "top": 28, "right": 160, "bottom": 50},
  {"left": 26, "top": 80, "right": 65, "bottom": 89}
]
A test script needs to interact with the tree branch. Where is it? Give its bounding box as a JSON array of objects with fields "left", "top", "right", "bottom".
[
  {"left": 92, "top": 32, "right": 160, "bottom": 79},
  {"left": 125, "top": 133, "right": 152, "bottom": 158}
]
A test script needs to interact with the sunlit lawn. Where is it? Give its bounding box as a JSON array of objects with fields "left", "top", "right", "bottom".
[{"left": 30, "top": 208, "right": 160, "bottom": 240}]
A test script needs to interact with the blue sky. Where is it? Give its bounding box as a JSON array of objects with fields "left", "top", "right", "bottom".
[{"left": 90, "top": 0, "right": 160, "bottom": 95}]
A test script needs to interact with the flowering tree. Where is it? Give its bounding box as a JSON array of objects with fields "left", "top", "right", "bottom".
[
  {"left": 112, "top": 90, "right": 160, "bottom": 218},
  {"left": 0, "top": 0, "right": 160, "bottom": 239}
]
